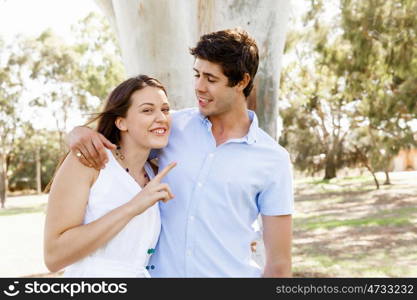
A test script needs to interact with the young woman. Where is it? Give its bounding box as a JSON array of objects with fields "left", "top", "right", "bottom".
[{"left": 44, "top": 75, "right": 176, "bottom": 277}]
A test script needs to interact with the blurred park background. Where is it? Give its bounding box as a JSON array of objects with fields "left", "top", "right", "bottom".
[{"left": 1, "top": 0, "right": 416, "bottom": 277}]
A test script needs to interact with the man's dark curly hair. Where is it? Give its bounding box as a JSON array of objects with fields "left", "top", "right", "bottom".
[{"left": 190, "top": 28, "right": 259, "bottom": 97}]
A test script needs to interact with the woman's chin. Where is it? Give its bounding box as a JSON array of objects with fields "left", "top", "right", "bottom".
[{"left": 149, "top": 140, "right": 169, "bottom": 149}]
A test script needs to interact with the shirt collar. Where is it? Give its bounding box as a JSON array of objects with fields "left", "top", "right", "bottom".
[{"left": 198, "top": 109, "right": 258, "bottom": 144}]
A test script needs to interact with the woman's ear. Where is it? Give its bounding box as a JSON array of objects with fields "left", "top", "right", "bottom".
[{"left": 115, "top": 117, "right": 128, "bottom": 132}]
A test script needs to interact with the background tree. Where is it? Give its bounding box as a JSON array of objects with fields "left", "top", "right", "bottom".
[
  {"left": 0, "top": 13, "right": 124, "bottom": 207},
  {"left": 280, "top": 0, "right": 417, "bottom": 185},
  {"left": 71, "top": 12, "right": 125, "bottom": 104},
  {"left": 28, "top": 13, "right": 123, "bottom": 152},
  {"left": 280, "top": 4, "right": 354, "bottom": 180},
  {"left": 340, "top": 0, "right": 417, "bottom": 186},
  {"left": 0, "top": 37, "right": 26, "bottom": 208},
  {"left": 8, "top": 127, "right": 61, "bottom": 192},
  {"left": 95, "top": 0, "right": 291, "bottom": 139}
]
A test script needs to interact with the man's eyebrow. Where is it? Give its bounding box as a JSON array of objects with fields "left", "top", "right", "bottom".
[{"left": 193, "top": 68, "right": 220, "bottom": 79}]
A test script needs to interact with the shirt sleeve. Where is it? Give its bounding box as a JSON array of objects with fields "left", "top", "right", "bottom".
[{"left": 257, "top": 152, "right": 294, "bottom": 216}]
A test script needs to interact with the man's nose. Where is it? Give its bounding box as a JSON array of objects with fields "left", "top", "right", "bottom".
[{"left": 195, "top": 77, "right": 207, "bottom": 92}]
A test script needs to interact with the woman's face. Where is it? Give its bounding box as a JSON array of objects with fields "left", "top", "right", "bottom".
[{"left": 117, "top": 86, "right": 171, "bottom": 150}]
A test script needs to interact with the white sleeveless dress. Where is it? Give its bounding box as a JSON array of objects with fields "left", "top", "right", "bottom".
[{"left": 64, "top": 149, "right": 161, "bottom": 277}]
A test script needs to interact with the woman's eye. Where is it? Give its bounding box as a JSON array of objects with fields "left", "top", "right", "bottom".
[
  {"left": 194, "top": 74, "right": 200, "bottom": 78},
  {"left": 143, "top": 109, "right": 152, "bottom": 113},
  {"left": 162, "top": 108, "right": 170, "bottom": 113},
  {"left": 208, "top": 78, "right": 215, "bottom": 83}
]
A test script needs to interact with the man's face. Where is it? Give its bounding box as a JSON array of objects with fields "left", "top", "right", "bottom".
[{"left": 193, "top": 58, "right": 240, "bottom": 117}]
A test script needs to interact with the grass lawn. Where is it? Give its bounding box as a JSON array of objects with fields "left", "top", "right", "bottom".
[
  {"left": 1, "top": 171, "right": 416, "bottom": 277},
  {"left": 293, "top": 171, "right": 417, "bottom": 277}
]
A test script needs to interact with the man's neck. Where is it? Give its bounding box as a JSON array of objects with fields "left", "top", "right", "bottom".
[{"left": 209, "top": 104, "right": 251, "bottom": 146}]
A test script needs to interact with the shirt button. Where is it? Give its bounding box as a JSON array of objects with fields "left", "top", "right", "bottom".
[
  {"left": 189, "top": 216, "right": 195, "bottom": 221},
  {"left": 197, "top": 182, "right": 203, "bottom": 187},
  {"left": 209, "top": 153, "right": 214, "bottom": 158},
  {"left": 187, "top": 250, "right": 192, "bottom": 256}
]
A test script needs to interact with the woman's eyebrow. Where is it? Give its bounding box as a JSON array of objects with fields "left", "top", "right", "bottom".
[{"left": 138, "top": 103, "right": 155, "bottom": 107}]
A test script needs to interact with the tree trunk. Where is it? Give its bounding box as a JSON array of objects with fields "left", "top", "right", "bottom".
[
  {"left": 384, "top": 170, "right": 391, "bottom": 185},
  {"left": 370, "top": 170, "right": 380, "bottom": 190},
  {"left": 95, "top": 0, "right": 291, "bottom": 139},
  {"left": 95, "top": 0, "right": 197, "bottom": 109},
  {"left": 36, "top": 146, "right": 42, "bottom": 194},
  {"left": 354, "top": 146, "right": 380, "bottom": 190},
  {"left": 364, "top": 163, "right": 380, "bottom": 190},
  {"left": 324, "top": 152, "right": 337, "bottom": 180},
  {"left": 0, "top": 152, "right": 7, "bottom": 208},
  {"left": 193, "top": 0, "right": 291, "bottom": 140},
  {"left": 95, "top": 0, "right": 291, "bottom": 272}
]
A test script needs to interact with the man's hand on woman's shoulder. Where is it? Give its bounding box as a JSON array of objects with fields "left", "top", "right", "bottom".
[{"left": 68, "top": 126, "right": 116, "bottom": 170}]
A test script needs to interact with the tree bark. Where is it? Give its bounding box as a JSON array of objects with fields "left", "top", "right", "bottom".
[
  {"left": 324, "top": 152, "right": 337, "bottom": 180},
  {"left": 384, "top": 170, "right": 391, "bottom": 185},
  {"left": 0, "top": 152, "right": 7, "bottom": 208},
  {"left": 95, "top": 0, "right": 197, "bottom": 109},
  {"left": 354, "top": 146, "right": 380, "bottom": 189},
  {"left": 36, "top": 146, "right": 42, "bottom": 194},
  {"left": 364, "top": 163, "right": 380, "bottom": 190},
  {"left": 95, "top": 0, "right": 291, "bottom": 139},
  {"left": 193, "top": 0, "right": 291, "bottom": 140}
]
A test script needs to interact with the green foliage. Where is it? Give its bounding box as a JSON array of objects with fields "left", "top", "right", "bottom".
[
  {"left": 8, "top": 127, "right": 62, "bottom": 191},
  {"left": 26, "top": 13, "right": 124, "bottom": 143},
  {"left": 1, "top": 13, "right": 125, "bottom": 197},
  {"left": 71, "top": 13, "right": 125, "bottom": 103},
  {"left": 280, "top": 0, "right": 417, "bottom": 183}
]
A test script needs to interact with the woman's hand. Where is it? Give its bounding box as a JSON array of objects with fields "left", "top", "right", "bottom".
[{"left": 128, "top": 162, "right": 177, "bottom": 214}]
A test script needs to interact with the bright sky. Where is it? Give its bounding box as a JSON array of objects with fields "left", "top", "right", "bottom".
[
  {"left": 0, "top": 0, "right": 100, "bottom": 42},
  {"left": 0, "top": 0, "right": 102, "bottom": 131}
]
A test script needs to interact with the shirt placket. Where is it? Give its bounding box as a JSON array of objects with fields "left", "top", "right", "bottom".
[
  {"left": 184, "top": 121, "right": 217, "bottom": 276},
  {"left": 183, "top": 118, "right": 250, "bottom": 276}
]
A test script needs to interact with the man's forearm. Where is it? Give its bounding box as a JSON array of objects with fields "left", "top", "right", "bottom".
[{"left": 263, "top": 261, "right": 292, "bottom": 277}]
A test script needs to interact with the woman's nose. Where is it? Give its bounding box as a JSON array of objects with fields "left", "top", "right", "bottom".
[{"left": 155, "top": 109, "right": 168, "bottom": 122}]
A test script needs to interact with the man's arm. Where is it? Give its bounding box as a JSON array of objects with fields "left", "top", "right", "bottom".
[
  {"left": 262, "top": 214, "right": 292, "bottom": 277},
  {"left": 67, "top": 126, "right": 116, "bottom": 169}
]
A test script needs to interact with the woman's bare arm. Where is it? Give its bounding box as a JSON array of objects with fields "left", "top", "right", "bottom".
[{"left": 44, "top": 152, "right": 176, "bottom": 272}]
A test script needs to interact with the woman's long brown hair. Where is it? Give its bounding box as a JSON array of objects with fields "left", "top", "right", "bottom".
[{"left": 44, "top": 75, "right": 167, "bottom": 192}]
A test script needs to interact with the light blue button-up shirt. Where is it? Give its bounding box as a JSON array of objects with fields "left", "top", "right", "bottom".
[{"left": 149, "top": 108, "right": 293, "bottom": 277}]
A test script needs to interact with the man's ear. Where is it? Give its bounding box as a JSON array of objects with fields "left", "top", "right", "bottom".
[
  {"left": 115, "top": 117, "right": 127, "bottom": 132},
  {"left": 237, "top": 73, "right": 251, "bottom": 92}
]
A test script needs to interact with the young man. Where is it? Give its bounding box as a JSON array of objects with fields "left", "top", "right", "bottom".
[{"left": 68, "top": 28, "right": 293, "bottom": 277}]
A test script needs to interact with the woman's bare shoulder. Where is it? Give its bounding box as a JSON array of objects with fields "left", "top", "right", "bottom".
[{"left": 55, "top": 152, "right": 100, "bottom": 188}]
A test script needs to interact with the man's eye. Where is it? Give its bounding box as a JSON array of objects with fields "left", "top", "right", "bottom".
[
  {"left": 194, "top": 74, "right": 200, "bottom": 78},
  {"left": 208, "top": 78, "right": 215, "bottom": 83}
]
